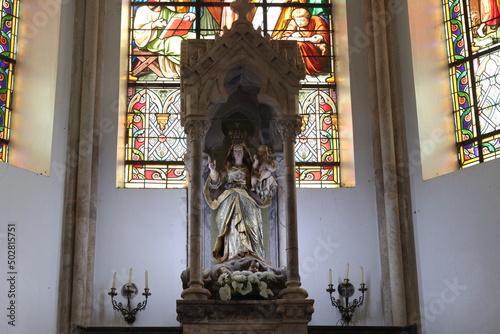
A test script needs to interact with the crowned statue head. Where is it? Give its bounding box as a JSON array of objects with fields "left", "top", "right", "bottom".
[{"left": 221, "top": 123, "right": 252, "bottom": 171}]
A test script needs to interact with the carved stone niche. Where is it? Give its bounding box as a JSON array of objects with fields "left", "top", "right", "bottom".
[
  {"left": 180, "top": 0, "right": 304, "bottom": 269},
  {"left": 178, "top": 0, "right": 313, "bottom": 332}
]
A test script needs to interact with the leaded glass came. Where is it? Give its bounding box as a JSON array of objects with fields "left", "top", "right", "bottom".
[
  {"left": 126, "top": 0, "right": 338, "bottom": 188},
  {"left": 296, "top": 88, "right": 339, "bottom": 187},
  {"left": 0, "top": 0, "right": 19, "bottom": 162},
  {"left": 443, "top": 0, "right": 500, "bottom": 165}
]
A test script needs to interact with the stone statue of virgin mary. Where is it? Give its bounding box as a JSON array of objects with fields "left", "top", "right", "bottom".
[{"left": 204, "top": 141, "right": 272, "bottom": 264}]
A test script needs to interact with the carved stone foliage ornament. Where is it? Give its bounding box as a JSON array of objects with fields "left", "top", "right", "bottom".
[
  {"left": 184, "top": 117, "right": 210, "bottom": 141},
  {"left": 277, "top": 117, "right": 302, "bottom": 141}
]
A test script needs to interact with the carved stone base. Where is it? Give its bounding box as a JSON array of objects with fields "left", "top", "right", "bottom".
[{"left": 176, "top": 299, "right": 314, "bottom": 334}]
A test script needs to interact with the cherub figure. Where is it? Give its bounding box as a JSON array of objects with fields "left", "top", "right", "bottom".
[
  {"left": 248, "top": 260, "right": 260, "bottom": 273},
  {"left": 251, "top": 145, "right": 277, "bottom": 198}
]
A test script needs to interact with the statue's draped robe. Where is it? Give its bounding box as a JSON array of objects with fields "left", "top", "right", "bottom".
[{"left": 204, "top": 166, "right": 270, "bottom": 263}]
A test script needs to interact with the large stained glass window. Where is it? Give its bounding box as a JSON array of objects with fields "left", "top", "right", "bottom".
[
  {"left": 0, "top": 0, "right": 19, "bottom": 162},
  {"left": 444, "top": 0, "right": 500, "bottom": 166},
  {"left": 126, "top": 0, "right": 338, "bottom": 188}
]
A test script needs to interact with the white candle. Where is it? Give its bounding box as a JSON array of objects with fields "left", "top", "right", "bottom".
[
  {"left": 361, "top": 266, "right": 364, "bottom": 284},
  {"left": 112, "top": 272, "right": 117, "bottom": 289},
  {"left": 145, "top": 270, "right": 149, "bottom": 289},
  {"left": 329, "top": 268, "right": 332, "bottom": 285},
  {"left": 346, "top": 263, "right": 349, "bottom": 280},
  {"left": 128, "top": 268, "right": 133, "bottom": 285}
]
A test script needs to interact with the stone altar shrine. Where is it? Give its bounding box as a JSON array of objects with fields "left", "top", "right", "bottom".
[{"left": 176, "top": 0, "right": 314, "bottom": 332}]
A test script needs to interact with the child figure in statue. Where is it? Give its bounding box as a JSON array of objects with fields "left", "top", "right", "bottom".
[
  {"left": 248, "top": 259, "right": 261, "bottom": 273},
  {"left": 204, "top": 143, "right": 272, "bottom": 264},
  {"left": 251, "top": 144, "right": 277, "bottom": 199}
]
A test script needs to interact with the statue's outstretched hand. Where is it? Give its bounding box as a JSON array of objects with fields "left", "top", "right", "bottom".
[
  {"left": 208, "top": 156, "right": 216, "bottom": 173},
  {"left": 208, "top": 156, "right": 220, "bottom": 182}
]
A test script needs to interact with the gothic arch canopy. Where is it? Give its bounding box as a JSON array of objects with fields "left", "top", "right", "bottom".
[{"left": 180, "top": 2, "right": 305, "bottom": 142}]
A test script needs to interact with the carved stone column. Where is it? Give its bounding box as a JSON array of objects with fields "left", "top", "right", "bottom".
[
  {"left": 57, "top": 1, "right": 106, "bottom": 333},
  {"left": 364, "top": 0, "right": 420, "bottom": 327},
  {"left": 276, "top": 116, "right": 308, "bottom": 300},
  {"left": 274, "top": 154, "right": 287, "bottom": 267},
  {"left": 181, "top": 116, "right": 211, "bottom": 300}
]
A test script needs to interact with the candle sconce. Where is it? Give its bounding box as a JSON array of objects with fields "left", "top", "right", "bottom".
[
  {"left": 108, "top": 282, "right": 151, "bottom": 324},
  {"left": 326, "top": 279, "right": 367, "bottom": 326}
]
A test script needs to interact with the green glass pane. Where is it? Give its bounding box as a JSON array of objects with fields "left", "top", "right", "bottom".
[{"left": 481, "top": 133, "right": 500, "bottom": 160}]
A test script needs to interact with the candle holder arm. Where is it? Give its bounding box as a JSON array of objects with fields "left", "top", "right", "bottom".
[{"left": 108, "top": 286, "right": 151, "bottom": 324}]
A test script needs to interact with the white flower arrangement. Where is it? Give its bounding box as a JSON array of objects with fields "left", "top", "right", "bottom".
[{"left": 217, "top": 270, "right": 276, "bottom": 301}]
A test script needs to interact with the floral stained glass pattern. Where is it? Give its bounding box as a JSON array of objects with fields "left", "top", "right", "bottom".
[
  {"left": 443, "top": 0, "right": 500, "bottom": 165},
  {"left": 126, "top": 87, "right": 187, "bottom": 188},
  {"left": 0, "top": 0, "right": 19, "bottom": 162},
  {"left": 295, "top": 89, "right": 339, "bottom": 187},
  {"left": 126, "top": 0, "right": 338, "bottom": 188}
]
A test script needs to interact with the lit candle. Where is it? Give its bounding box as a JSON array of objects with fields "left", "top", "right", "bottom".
[
  {"left": 112, "top": 272, "right": 117, "bottom": 289},
  {"left": 128, "top": 268, "right": 133, "bottom": 285},
  {"left": 329, "top": 268, "right": 332, "bottom": 285},
  {"left": 145, "top": 270, "right": 149, "bottom": 289},
  {"left": 346, "top": 263, "right": 349, "bottom": 280},
  {"left": 361, "top": 266, "right": 364, "bottom": 284}
]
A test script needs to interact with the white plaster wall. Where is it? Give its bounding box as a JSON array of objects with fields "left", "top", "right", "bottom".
[
  {"left": 398, "top": 1, "right": 500, "bottom": 333},
  {"left": 0, "top": 0, "right": 74, "bottom": 333},
  {"left": 0, "top": 169, "right": 62, "bottom": 334},
  {"left": 298, "top": 183, "right": 384, "bottom": 327},
  {"left": 410, "top": 162, "right": 500, "bottom": 334}
]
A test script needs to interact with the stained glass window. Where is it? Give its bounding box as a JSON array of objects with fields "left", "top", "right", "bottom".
[
  {"left": 0, "top": 0, "right": 19, "bottom": 162},
  {"left": 126, "top": 0, "right": 338, "bottom": 188},
  {"left": 444, "top": 0, "right": 500, "bottom": 166}
]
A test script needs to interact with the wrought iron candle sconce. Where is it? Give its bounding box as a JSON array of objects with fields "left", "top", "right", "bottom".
[
  {"left": 327, "top": 266, "right": 367, "bottom": 325},
  {"left": 108, "top": 270, "right": 151, "bottom": 324}
]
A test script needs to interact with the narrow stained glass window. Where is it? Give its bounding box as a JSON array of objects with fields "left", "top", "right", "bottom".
[
  {"left": 0, "top": 0, "right": 19, "bottom": 162},
  {"left": 443, "top": 0, "right": 500, "bottom": 166},
  {"left": 126, "top": 0, "right": 338, "bottom": 188},
  {"left": 296, "top": 88, "right": 339, "bottom": 187}
]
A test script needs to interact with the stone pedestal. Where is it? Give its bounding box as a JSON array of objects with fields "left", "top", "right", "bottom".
[{"left": 176, "top": 299, "right": 314, "bottom": 334}]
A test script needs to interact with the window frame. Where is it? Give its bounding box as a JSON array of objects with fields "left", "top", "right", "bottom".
[
  {"left": 443, "top": 0, "right": 500, "bottom": 167},
  {"left": 119, "top": 0, "right": 354, "bottom": 188}
]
